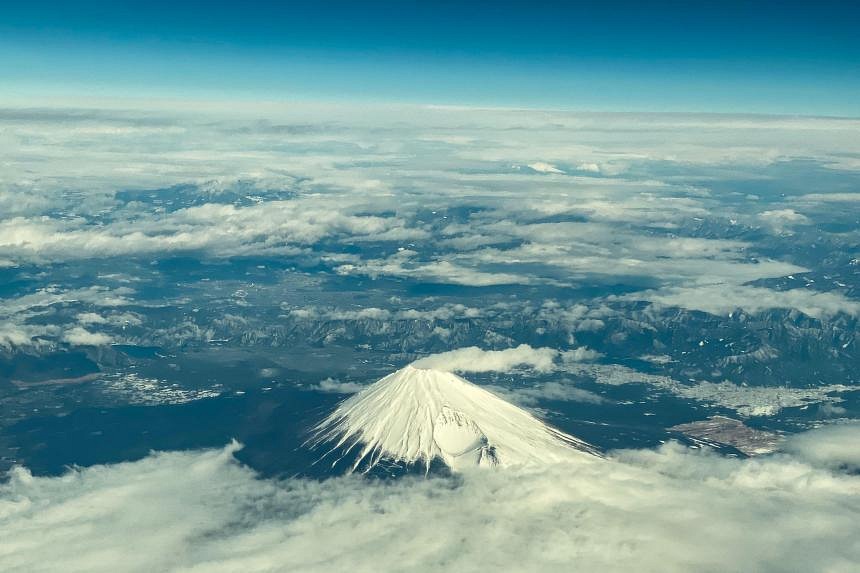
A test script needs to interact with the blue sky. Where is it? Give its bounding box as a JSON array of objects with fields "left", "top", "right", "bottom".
[{"left": 2, "top": 0, "right": 859, "bottom": 114}]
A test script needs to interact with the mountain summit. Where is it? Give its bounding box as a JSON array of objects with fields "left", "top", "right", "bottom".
[{"left": 313, "top": 365, "right": 600, "bottom": 472}]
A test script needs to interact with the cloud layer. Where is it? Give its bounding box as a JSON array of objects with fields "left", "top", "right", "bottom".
[
  {"left": 2, "top": 425, "right": 859, "bottom": 572},
  {"left": 2, "top": 103, "right": 859, "bottom": 319}
]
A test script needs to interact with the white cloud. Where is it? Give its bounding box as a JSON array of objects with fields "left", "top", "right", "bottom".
[
  {"left": 783, "top": 423, "right": 860, "bottom": 471},
  {"left": 413, "top": 344, "right": 600, "bottom": 373},
  {"left": 3, "top": 425, "right": 860, "bottom": 572},
  {"left": 76, "top": 312, "right": 108, "bottom": 325},
  {"left": 560, "top": 346, "right": 603, "bottom": 363},
  {"left": 527, "top": 161, "right": 565, "bottom": 174},
  {"left": 627, "top": 284, "right": 860, "bottom": 318},
  {"left": 758, "top": 208, "right": 811, "bottom": 232},
  {"left": 336, "top": 257, "right": 532, "bottom": 287},
  {"left": 311, "top": 378, "right": 365, "bottom": 394},
  {"left": 759, "top": 208, "right": 809, "bottom": 223},
  {"left": 286, "top": 303, "right": 483, "bottom": 323},
  {"left": 568, "top": 363, "right": 858, "bottom": 417},
  {"left": 817, "top": 403, "right": 848, "bottom": 418},
  {"left": 0, "top": 286, "right": 135, "bottom": 318},
  {"left": 62, "top": 326, "right": 112, "bottom": 346},
  {"left": 0, "top": 286, "right": 136, "bottom": 349},
  {"left": 2, "top": 104, "right": 858, "bottom": 317},
  {"left": 0, "top": 322, "right": 49, "bottom": 349},
  {"left": 414, "top": 344, "right": 558, "bottom": 372},
  {"left": 794, "top": 193, "right": 860, "bottom": 203},
  {"left": 76, "top": 311, "right": 141, "bottom": 328},
  {"left": 489, "top": 380, "right": 607, "bottom": 406},
  {"left": 452, "top": 221, "right": 803, "bottom": 288},
  {"left": 324, "top": 308, "right": 392, "bottom": 321},
  {"left": 0, "top": 198, "right": 425, "bottom": 264},
  {"left": 576, "top": 162, "right": 601, "bottom": 173}
]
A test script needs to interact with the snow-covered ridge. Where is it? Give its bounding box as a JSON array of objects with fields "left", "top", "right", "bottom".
[{"left": 312, "top": 365, "right": 601, "bottom": 472}]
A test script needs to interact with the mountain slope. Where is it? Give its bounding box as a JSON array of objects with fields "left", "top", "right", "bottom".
[{"left": 312, "top": 365, "right": 601, "bottom": 472}]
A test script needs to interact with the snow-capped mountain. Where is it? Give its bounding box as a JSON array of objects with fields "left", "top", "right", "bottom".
[{"left": 312, "top": 365, "right": 601, "bottom": 472}]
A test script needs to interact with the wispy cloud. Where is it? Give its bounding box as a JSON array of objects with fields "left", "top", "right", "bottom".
[{"left": 624, "top": 284, "right": 860, "bottom": 319}]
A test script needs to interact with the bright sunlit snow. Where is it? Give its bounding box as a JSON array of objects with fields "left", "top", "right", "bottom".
[{"left": 313, "top": 365, "right": 601, "bottom": 471}]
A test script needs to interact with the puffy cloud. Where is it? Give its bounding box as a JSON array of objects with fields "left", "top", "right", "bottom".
[
  {"left": 311, "top": 378, "right": 365, "bottom": 394},
  {"left": 527, "top": 161, "right": 565, "bottom": 174},
  {"left": 783, "top": 423, "right": 860, "bottom": 471},
  {"left": 576, "top": 162, "right": 601, "bottom": 173},
  {"left": 62, "top": 326, "right": 112, "bottom": 346},
  {"left": 0, "top": 286, "right": 135, "bottom": 349},
  {"left": 413, "top": 344, "right": 599, "bottom": 373},
  {"left": 3, "top": 426, "right": 860, "bottom": 572},
  {"left": 0, "top": 198, "right": 424, "bottom": 264},
  {"left": 560, "top": 346, "right": 603, "bottom": 362},
  {"left": 818, "top": 403, "right": 848, "bottom": 418},
  {"left": 322, "top": 308, "right": 392, "bottom": 321},
  {"left": 76, "top": 312, "right": 108, "bottom": 325},
  {"left": 413, "top": 344, "right": 559, "bottom": 372},
  {"left": 759, "top": 208, "right": 810, "bottom": 229},
  {"left": 0, "top": 322, "right": 48, "bottom": 349}
]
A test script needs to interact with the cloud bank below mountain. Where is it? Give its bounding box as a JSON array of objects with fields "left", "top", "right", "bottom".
[{"left": 2, "top": 425, "right": 859, "bottom": 573}]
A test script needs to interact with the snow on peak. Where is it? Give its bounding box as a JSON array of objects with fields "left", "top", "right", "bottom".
[{"left": 312, "top": 365, "right": 600, "bottom": 472}]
